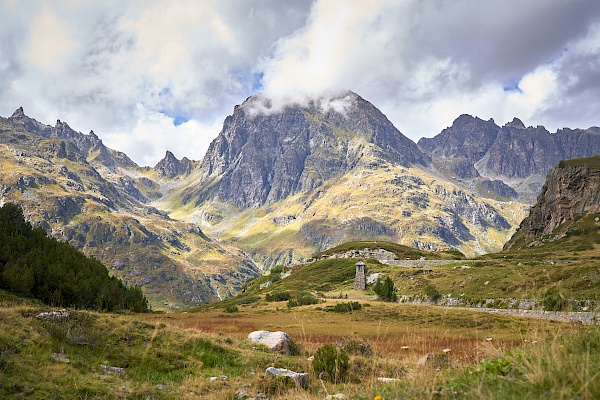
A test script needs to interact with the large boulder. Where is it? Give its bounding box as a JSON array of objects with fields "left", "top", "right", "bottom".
[{"left": 248, "top": 330, "right": 293, "bottom": 355}]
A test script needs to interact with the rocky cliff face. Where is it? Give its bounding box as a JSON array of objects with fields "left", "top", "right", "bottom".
[
  {"left": 418, "top": 114, "right": 499, "bottom": 179},
  {"left": 191, "top": 92, "right": 429, "bottom": 208},
  {"left": 418, "top": 115, "right": 600, "bottom": 201},
  {"left": 505, "top": 157, "right": 600, "bottom": 247}
]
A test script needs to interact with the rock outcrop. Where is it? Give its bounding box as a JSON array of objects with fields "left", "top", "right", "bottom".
[{"left": 505, "top": 156, "right": 600, "bottom": 248}]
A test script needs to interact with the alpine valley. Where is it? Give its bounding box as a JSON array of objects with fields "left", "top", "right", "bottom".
[{"left": 1, "top": 91, "right": 599, "bottom": 309}]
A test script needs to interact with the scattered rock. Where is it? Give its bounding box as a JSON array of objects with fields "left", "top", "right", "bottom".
[
  {"left": 367, "top": 272, "right": 383, "bottom": 284},
  {"left": 259, "top": 281, "right": 272, "bottom": 289},
  {"left": 35, "top": 310, "right": 70, "bottom": 321},
  {"left": 236, "top": 389, "right": 248, "bottom": 399},
  {"left": 417, "top": 353, "right": 431, "bottom": 366},
  {"left": 325, "top": 394, "right": 348, "bottom": 399},
  {"left": 264, "top": 367, "right": 309, "bottom": 389},
  {"left": 248, "top": 330, "right": 293, "bottom": 355},
  {"left": 248, "top": 392, "right": 268, "bottom": 399},
  {"left": 378, "top": 377, "right": 400, "bottom": 383},
  {"left": 100, "top": 364, "right": 126, "bottom": 376},
  {"left": 156, "top": 384, "right": 165, "bottom": 390},
  {"left": 51, "top": 351, "right": 70, "bottom": 363}
]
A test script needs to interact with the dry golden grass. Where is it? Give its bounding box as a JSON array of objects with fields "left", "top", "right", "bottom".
[{"left": 141, "top": 299, "right": 565, "bottom": 367}]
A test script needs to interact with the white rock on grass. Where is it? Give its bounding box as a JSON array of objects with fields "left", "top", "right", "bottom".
[
  {"left": 378, "top": 377, "right": 400, "bottom": 383},
  {"left": 325, "top": 394, "right": 348, "bottom": 399},
  {"left": 35, "top": 310, "right": 69, "bottom": 321},
  {"left": 265, "top": 367, "right": 309, "bottom": 389},
  {"left": 248, "top": 330, "right": 293, "bottom": 355}
]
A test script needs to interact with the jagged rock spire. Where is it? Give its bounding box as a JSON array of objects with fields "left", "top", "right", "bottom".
[
  {"left": 11, "top": 107, "right": 25, "bottom": 118},
  {"left": 504, "top": 117, "right": 526, "bottom": 129}
]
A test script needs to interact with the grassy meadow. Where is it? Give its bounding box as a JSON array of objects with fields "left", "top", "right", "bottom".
[{"left": 2, "top": 287, "right": 599, "bottom": 399}]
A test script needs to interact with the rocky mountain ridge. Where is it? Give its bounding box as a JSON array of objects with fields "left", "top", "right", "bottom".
[
  {"left": 0, "top": 110, "right": 260, "bottom": 310},
  {"left": 2, "top": 92, "right": 600, "bottom": 305},
  {"left": 418, "top": 114, "right": 600, "bottom": 202},
  {"left": 160, "top": 93, "right": 532, "bottom": 265}
]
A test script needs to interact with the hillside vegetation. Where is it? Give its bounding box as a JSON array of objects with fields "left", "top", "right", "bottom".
[{"left": 0, "top": 203, "right": 148, "bottom": 312}]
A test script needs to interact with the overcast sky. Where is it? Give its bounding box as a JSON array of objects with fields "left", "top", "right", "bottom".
[{"left": 1, "top": 0, "right": 600, "bottom": 166}]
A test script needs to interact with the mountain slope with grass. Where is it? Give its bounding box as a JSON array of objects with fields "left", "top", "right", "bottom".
[
  {"left": 0, "top": 111, "right": 260, "bottom": 310},
  {"left": 159, "top": 93, "right": 529, "bottom": 267}
]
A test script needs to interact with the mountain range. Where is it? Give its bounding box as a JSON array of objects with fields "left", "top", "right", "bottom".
[{"left": 1, "top": 90, "right": 599, "bottom": 309}]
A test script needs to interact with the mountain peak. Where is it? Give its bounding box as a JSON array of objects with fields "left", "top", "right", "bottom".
[
  {"left": 11, "top": 107, "right": 25, "bottom": 118},
  {"left": 504, "top": 117, "right": 526, "bottom": 129},
  {"left": 197, "top": 91, "right": 429, "bottom": 208},
  {"left": 155, "top": 150, "right": 192, "bottom": 179}
]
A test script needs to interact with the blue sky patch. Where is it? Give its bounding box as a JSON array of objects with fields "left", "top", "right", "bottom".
[
  {"left": 502, "top": 77, "right": 522, "bottom": 93},
  {"left": 173, "top": 115, "right": 189, "bottom": 126}
]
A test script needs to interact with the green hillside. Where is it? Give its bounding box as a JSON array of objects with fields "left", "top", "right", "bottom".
[{"left": 0, "top": 203, "right": 148, "bottom": 312}]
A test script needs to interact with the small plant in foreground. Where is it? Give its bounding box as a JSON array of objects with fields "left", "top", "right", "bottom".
[{"left": 313, "top": 344, "right": 349, "bottom": 383}]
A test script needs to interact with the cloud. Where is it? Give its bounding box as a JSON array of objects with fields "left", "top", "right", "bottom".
[
  {"left": 258, "top": 0, "right": 600, "bottom": 138},
  {"left": 101, "top": 103, "right": 223, "bottom": 167},
  {"left": 26, "top": 8, "right": 74, "bottom": 70},
  {"left": 1, "top": 0, "right": 599, "bottom": 165},
  {"left": 0, "top": 0, "right": 311, "bottom": 165}
]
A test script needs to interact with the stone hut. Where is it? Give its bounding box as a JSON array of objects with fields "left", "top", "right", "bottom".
[{"left": 354, "top": 261, "right": 366, "bottom": 290}]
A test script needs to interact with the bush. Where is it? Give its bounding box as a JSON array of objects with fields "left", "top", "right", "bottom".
[
  {"left": 424, "top": 284, "right": 442, "bottom": 304},
  {"left": 374, "top": 277, "right": 397, "bottom": 302},
  {"left": 334, "top": 337, "right": 373, "bottom": 357},
  {"left": 265, "top": 291, "right": 291, "bottom": 302},
  {"left": 313, "top": 344, "right": 349, "bottom": 383},
  {"left": 269, "top": 266, "right": 284, "bottom": 283},
  {"left": 287, "top": 291, "right": 318, "bottom": 308},
  {"left": 224, "top": 304, "right": 238, "bottom": 313},
  {"left": 326, "top": 301, "right": 362, "bottom": 313},
  {"left": 542, "top": 287, "right": 567, "bottom": 311},
  {"left": 237, "top": 296, "right": 260, "bottom": 305}
]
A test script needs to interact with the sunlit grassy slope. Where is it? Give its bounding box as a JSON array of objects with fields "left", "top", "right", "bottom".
[{"left": 158, "top": 144, "right": 529, "bottom": 269}]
